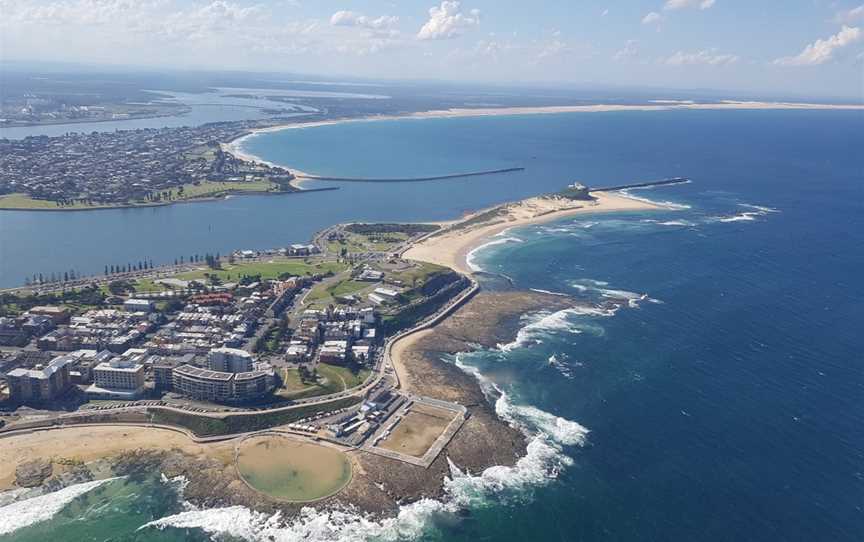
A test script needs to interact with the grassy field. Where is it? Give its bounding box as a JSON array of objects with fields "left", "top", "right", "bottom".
[
  {"left": 176, "top": 180, "right": 278, "bottom": 199},
  {"left": 0, "top": 181, "right": 283, "bottom": 210},
  {"left": 0, "top": 193, "right": 107, "bottom": 210},
  {"left": 319, "top": 364, "right": 371, "bottom": 389},
  {"left": 305, "top": 275, "right": 373, "bottom": 305},
  {"left": 326, "top": 231, "right": 409, "bottom": 254},
  {"left": 277, "top": 365, "right": 371, "bottom": 400},
  {"left": 149, "top": 396, "right": 361, "bottom": 437},
  {"left": 386, "top": 262, "right": 449, "bottom": 288},
  {"left": 133, "top": 278, "right": 172, "bottom": 293},
  {"left": 175, "top": 260, "right": 346, "bottom": 283}
]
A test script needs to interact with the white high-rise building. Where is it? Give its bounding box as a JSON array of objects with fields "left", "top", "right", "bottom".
[
  {"left": 88, "top": 357, "right": 145, "bottom": 399},
  {"left": 208, "top": 347, "right": 253, "bottom": 374}
]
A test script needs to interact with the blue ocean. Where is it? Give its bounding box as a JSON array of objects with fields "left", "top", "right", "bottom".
[{"left": 1, "top": 110, "right": 862, "bottom": 541}]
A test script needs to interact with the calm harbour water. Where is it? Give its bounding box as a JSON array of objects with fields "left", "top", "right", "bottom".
[{"left": 1, "top": 109, "right": 863, "bottom": 541}]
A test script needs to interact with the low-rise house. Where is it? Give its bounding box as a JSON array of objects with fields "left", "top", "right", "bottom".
[
  {"left": 124, "top": 299, "right": 154, "bottom": 313},
  {"left": 319, "top": 340, "right": 348, "bottom": 365},
  {"left": 285, "top": 342, "right": 309, "bottom": 362},
  {"left": 28, "top": 305, "right": 71, "bottom": 324}
]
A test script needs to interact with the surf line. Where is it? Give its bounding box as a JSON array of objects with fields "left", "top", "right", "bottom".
[{"left": 296, "top": 167, "right": 525, "bottom": 183}]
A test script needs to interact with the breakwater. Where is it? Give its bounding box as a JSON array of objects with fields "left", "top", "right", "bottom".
[
  {"left": 297, "top": 167, "right": 525, "bottom": 183},
  {"left": 592, "top": 177, "right": 691, "bottom": 192}
]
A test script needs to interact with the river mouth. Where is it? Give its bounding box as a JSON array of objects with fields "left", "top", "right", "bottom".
[{"left": 235, "top": 435, "right": 352, "bottom": 503}]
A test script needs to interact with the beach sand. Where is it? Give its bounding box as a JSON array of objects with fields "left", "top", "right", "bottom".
[
  {"left": 0, "top": 426, "right": 233, "bottom": 490},
  {"left": 403, "top": 191, "right": 665, "bottom": 275}
]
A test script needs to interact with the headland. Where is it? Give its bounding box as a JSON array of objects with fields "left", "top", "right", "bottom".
[{"left": 0, "top": 181, "right": 682, "bottom": 524}]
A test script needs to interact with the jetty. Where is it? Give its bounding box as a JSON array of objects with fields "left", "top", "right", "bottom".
[
  {"left": 296, "top": 167, "right": 525, "bottom": 183},
  {"left": 591, "top": 177, "right": 690, "bottom": 192}
]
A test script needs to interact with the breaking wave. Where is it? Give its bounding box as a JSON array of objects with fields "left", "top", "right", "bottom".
[
  {"left": 641, "top": 218, "right": 696, "bottom": 227},
  {"left": 709, "top": 203, "right": 780, "bottom": 223},
  {"left": 618, "top": 189, "right": 692, "bottom": 210},
  {"left": 571, "top": 279, "right": 661, "bottom": 308},
  {"left": 529, "top": 288, "right": 569, "bottom": 296},
  {"left": 496, "top": 306, "right": 615, "bottom": 352},
  {"left": 466, "top": 235, "right": 523, "bottom": 272},
  {"left": 0, "top": 477, "right": 118, "bottom": 536},
  {"left": 548, "top": 354, "right": 576, "bottom": 380},
  {"left": 142, "top": 357, "right": 589, "bottom": 542}
]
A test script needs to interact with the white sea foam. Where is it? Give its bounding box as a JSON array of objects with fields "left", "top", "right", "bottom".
[
  {"left": 456, "top": 358, "right": 589, "bottom": 449},
  {"left": 0, "top": 477, "right": 118, "bottom": 535},
  {"left": 548, "top": 354, "right": 575, "bottom": 380},
  {"left": 529, "top": 288, "right": 569, "bottom": 297},
  {"left": 618, "top": 189, "right": 692, "bottom": 210},
  {"left": 642, "top": 219, "right": 695, "bottom": 227},
  {"left": 738, "top": 203, "right": 780, "bottom": 213},
  {"left": 465, "top": 236, "right": 523, "bottom": 272},
  {"left": 496, "top": 306, "right": 614, "bottom": 352},
  {"left": 142, "top": 359, "right": 589, "bottom": 542},
  {"left": 709, "top": 202, "right": 780, "bottom": 223},
  {"left": 571, "top": 279, "right": 660, "bottom": 308},
  {"left": 716, "top": 212, "right": 759, "bottom": 222}
]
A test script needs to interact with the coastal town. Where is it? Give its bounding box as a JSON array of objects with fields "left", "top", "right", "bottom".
[
  {"left": 2, "top": 2, "right": 861, "bottom": 538},
  {"left": 0, "top": 185, "right": 672, "bottom": 510},
  {"left": 0, "top": 218, "right": 480, "bottom": 479},
  {"left": 0, "top": 79, "right": 688, "bottom": 517},
  {"left": 0, "top": 118, "right": 303, "bottom": 209}
]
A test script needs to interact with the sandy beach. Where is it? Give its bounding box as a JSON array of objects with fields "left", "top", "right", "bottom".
[
  {"left": 0, "top": 426, "right": 233, "bottom": 490},
  {"left": 403, "top": 191, "right": 665, "bottom": 275}
]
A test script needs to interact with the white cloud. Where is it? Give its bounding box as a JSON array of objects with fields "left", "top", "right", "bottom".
[
  {"left": 642, "top": 12, "right": 664, "bottom": 25},
  {"left": 774, "top": 26, "right": 862, "bottom": 66},
  {"left": 2, "top": 0, "right": 168, "bottom": 26},
  {"left": 417, "top": 1, "right": 480, "bottom": 41},
  {"left": 664, "top": 0, "right": 715, "bottom": 10},
  {"left": 538, "top": 39, "right": 569, "bottom": 59},
  {"left": 664, "top": 49, "right": 738, "bottom": 65},
  {"left": 330, "top": 10, "right": 399, "bottom": 31},
  {"left": 601, "top": 9, "right": 609, "bottom": 17},
  {"left": 835, "top": 4, "right": 864, "bottom": 24},
  {"left": 614, "top": 40, "right": 639, "bottom": 61}
]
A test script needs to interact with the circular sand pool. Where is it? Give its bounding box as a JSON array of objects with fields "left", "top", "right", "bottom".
[{"left": 235, "top": 435, "right": 352, "bottom": 502}]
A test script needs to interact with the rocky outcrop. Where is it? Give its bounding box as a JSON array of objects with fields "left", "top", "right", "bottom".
[{"left": 15, "top": 459, "right": 53, "bottom": 488}]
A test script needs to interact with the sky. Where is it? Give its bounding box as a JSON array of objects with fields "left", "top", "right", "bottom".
[{"left": 1, "top": 0, "right": 863, "bottom": 98}]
